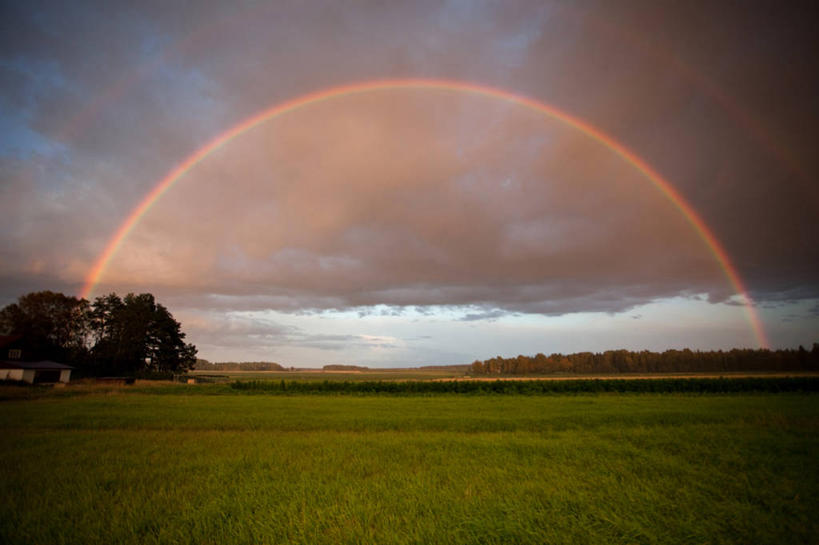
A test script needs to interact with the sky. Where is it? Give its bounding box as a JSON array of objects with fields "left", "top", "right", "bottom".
[{"left": 1, "top": 0, "right": 817, "bottom": 366}]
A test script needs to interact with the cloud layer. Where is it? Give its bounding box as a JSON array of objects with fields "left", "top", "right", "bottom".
[
  {"left": 2, "top": 1, "right": 818, "bottom": 360},
  {"left": 96, "top": 91, "right": 723, "bottom": 316}
]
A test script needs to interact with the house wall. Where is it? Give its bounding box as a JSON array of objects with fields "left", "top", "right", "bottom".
[
  {"left": 1, "top": 367, "right": 71, "bottom": 383},
  {"left": 1, "top": 369, "right": 24, "bottom": 381}
]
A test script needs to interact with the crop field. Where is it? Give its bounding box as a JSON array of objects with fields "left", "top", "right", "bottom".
[{"left": 1, "top": 389, "right": 817, "bottom": 544}]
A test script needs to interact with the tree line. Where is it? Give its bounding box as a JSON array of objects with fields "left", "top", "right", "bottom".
[
  {"left": 323, "top": 364, "right": 370, "bottom": 371},
  {"left": 0, "top": 290, "right": 197, "bottom": 376},
  {"left": 469, "top": 346, "right": 819, "bottom": 375}
]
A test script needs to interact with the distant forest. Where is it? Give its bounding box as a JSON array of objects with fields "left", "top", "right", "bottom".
[
  {"left": 469, "top": 346, "right": 819, "bottom": 375},
  {"left": 323, "top": 364, "right": 369, "bottom": 371},
  {"left": 195, "top": 360, "right": 286, "bottom": 371}
]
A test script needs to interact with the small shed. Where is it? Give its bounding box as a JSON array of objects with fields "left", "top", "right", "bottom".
[{"left": 0, "top": 360, "right": 73, "bottom": 384}]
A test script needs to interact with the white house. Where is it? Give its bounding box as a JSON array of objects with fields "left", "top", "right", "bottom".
[{"left": 0, "top": 360, "right": 73, "bottom": 384}]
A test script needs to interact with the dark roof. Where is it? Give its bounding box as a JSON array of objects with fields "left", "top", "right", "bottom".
[
  {"left": 0, "top": 360, "right": 73, "bottom": 370},
  {"left": 0, "top": 335, "right": 23, "bottom": 348}
]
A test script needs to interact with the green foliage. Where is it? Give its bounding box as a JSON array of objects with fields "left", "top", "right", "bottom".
[
  {"left": 1, "top": 394, "right": 817, "bottom": 544},
  {"left": 0, "top": 290, "right": 196, "bottom": 376},
  {"left": 470, "top": 346, "right": 819, "bottom": 375},
  {"left": 0, "top": 290, "right": 90, "bottom": 362},
  {"left": 228, "top": 377, "right": 819, "bottom": 395},
  {"left": 90, "top": 292, "right": 197, "bottom": 375}
]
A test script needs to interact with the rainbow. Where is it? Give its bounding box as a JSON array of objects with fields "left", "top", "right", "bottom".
[{"left": 79, "top": 78, "right": 770, "bottom": 348}]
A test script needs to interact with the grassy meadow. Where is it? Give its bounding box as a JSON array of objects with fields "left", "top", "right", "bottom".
[{"left": 1, "top": 388, "right": 817, "bottom": 544}]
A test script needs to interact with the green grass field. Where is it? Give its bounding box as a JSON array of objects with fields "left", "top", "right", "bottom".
[{"left": 1, "top": 391, "right": 817, "bottom": 544}]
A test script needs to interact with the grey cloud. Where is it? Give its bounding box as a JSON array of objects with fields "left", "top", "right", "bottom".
[
  {"left": 460, "top": 308, "right": 510, "bottom": 322},
  {"left": 89, "top": 88, "right": 733, "bottom": 316},
  {"left": 1, "top": 1, "right": 817, "bottom": 354},
  {"left": 292, "top": 334, "right": 398, "bottom": 352},
  {"left": 180, "top": 313, "right": 299, "bottom": 349},
  {"left": 180, "top": 311, "right": 400, "bottom": 357}
]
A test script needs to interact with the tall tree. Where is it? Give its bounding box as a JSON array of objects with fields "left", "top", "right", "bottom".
[
  {"left": 0, "top": 290, "right": 90, "bottom": 362},
  {"left": 90, "top": 292, "right": 197, "bottom": 374}
]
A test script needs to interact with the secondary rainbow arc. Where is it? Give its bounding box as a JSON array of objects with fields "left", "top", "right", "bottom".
[{"left": 80, "top": 78, "right": 770, "bottom": 348}]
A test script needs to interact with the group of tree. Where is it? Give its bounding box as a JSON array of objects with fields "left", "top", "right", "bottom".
[
  {"left": 322, "top": 364, "right": 370, "bottom": 371},
  {"left": 0, "top": 290, "right": 197, "bottom": 376},
  {"left": 469, "top": 346, "right": 819, "bottom": 375}
]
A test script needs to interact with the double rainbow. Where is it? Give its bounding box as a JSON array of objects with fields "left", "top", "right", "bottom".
[{"left": 79, "top": 78, "right": 769, "bottom": 348}]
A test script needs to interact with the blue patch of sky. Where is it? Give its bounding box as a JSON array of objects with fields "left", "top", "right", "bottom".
[
  {"left": 0, "top": 58, "right": 69, "bottom": 159},
  {"left": 437, "top": 0, "right": 546, "bottom": 70},
  {"left": 0, "top": 111, "right": 66, "bottom": 159}
]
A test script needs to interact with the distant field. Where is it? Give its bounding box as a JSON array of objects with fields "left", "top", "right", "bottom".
[
  {"left": 190, "top": 368, "right": 819, "bottom": 382},
  {"left": 1, "top": 390, "right": 817, "bottom": 544},
  {"left": 190, "top": 368, "right": 469, "bottom": 381}
]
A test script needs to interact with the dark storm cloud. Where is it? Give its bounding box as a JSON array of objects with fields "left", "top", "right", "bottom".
[
  {"left": 1, "top": 0, "right": 817, "bottom": 321},
  {"left": 89, "top": 88, "right": 728, "bottom": 318}
]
